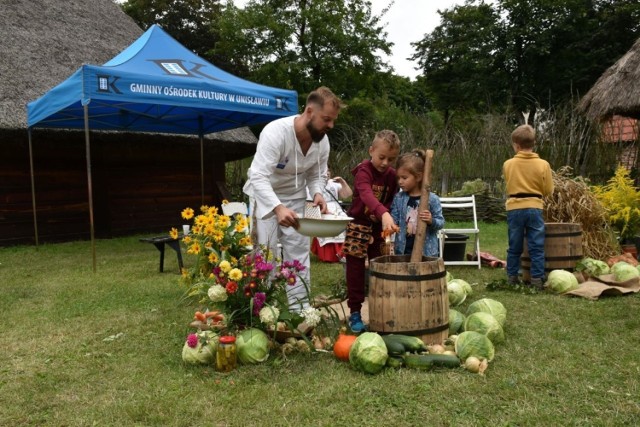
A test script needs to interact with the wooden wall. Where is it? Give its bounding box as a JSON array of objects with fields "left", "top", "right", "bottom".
[{"left": 0, "top": 129, "right": 249, "bottom": 246}]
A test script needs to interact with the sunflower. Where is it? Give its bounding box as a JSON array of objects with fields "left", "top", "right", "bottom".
[
  {"left": 169, "top": 227, "right": 179, "bottom": 239},
  {"left": 181, "top": 207, "right": 195, "bottom": 220}
]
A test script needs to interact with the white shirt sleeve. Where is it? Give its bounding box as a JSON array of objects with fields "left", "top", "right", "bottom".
[{"left": 243, "top": 124, "right": 287, "bottom": 219}]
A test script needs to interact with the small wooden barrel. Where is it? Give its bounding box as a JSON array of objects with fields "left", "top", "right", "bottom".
[
  {"left": 368, "top": 255, "right": 449, "bottom": 345},
  {"left": 521, "top": 222, "right": 583, "bottom": 281}
]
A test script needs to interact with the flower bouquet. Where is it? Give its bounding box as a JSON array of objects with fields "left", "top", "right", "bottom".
[{"left": 175, "top": 202, "right": 326, "bottom": 337}]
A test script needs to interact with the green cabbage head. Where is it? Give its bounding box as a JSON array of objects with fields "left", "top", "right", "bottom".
[
  {"left": 455, "top": 331, "right": 495, "bottom": 362},
  {"left": 449, "top": 309, "right": 466, "bottom": 334},
  {"left": 546, "top": 269, "right": 579, "bottom": 294},
  {"left": 576, "top": 257, "right": 610, "bottom": 278},
  {"left": 181, "top": 331, "right": 218, "bottom": 365},
  {"left": 447, "top": 280, "right": 467, "bottom": 306},
  {"left": 450, "top": 278, "right": 472, "bottom": 296},
  {"left": 349, "top": 332, "right": 388, "bottom": 374},
  {"left": 611, "top": 261, "right": 640, "bottom": 282},
  {"left": 237, "top": 328, "right": 270, "bottom": 364},
  {"left": 466, "top": 298, "right": 507, "bottom": 327},
  {"left": 464, "top": 312, "right": 505, "bottom": 345}
]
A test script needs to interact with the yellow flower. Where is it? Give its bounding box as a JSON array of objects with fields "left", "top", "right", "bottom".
[
  {"left": 183, "top": 235, "right": 192, "bottom": 244},
  {"left": 200, "top": 205, "right": 209, "bottom": 213},
  {"left": 169, "top": 227, "right": 179, "bottom": 239},
  {"left": 181, "top": 207, "right": 194, "bottom": 220},
  {"left": 187, "top": 242, "right": 201, "bottom": 255},
  {"left": 234, "top": 221, "right": 247, "bottom": 233},
  {"left": 222, "top": 199, "right": 229, "bottom": 205},
  {"left": 230, "top": 256, "right": 238, "bottom": 266},
  {"left": 203, "top": 224, "right": 216, "bottom": 237},
  {"left": 228, "top": 268, "right": 243, "bottom": 281},
  {"left": 219, "top": 260, "right": 232, "bottom": 273},
  {"left": 208, "top": 252, "right": 219, "bottom": 264},
  {"left": 207, "top": 206, "right": 218, "bottom": 215},
  {"left": 217, "top": 216, "right": 231, "bottom": 228},
  {"left": 212, "top": 229, "right": 224, "bottom": 242},
  {"left": 593, "top": 165, "right": 640, "bottom": 240}
]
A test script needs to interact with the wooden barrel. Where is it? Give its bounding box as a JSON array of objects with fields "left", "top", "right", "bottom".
[
  {"left": 368, "top": 254, "right": 449, "bottom": 345},
  {"left": 521, "top": 222, "right": 583, "bottom": 281}
]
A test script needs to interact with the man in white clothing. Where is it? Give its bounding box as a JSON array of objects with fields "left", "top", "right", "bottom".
[{"left": 243, "top": 87, "right": 342, "bottom": 312}]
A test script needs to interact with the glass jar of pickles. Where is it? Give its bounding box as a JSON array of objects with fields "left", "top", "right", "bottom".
[{"left": 216, "top": 335, "right": 237, "bottom": 372}]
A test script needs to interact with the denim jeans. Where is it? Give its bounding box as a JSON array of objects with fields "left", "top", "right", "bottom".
[{"left": 506, "top": 208, "right": 545, "bottom": 279}]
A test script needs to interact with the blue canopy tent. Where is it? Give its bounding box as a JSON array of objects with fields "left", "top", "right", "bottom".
[{"left": 27, "top": 24, "right": 297, "bottom": 271}]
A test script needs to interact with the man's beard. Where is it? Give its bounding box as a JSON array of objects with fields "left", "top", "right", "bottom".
[{"left": 307, "top": 120, "right": 326, "bottom": 143}]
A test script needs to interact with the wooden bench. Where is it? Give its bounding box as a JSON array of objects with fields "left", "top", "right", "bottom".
[{"left": 139, "top": 235, "right": 184, "bottom": 273}]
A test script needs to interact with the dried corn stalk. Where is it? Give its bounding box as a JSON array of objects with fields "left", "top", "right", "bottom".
[{"left": 543, "top": 166, "right": 618, "bottom": 260}]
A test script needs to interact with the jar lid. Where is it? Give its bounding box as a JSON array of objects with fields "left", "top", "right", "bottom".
[{"left": 219, "top": 335, "right": 236, "bottom": 344}]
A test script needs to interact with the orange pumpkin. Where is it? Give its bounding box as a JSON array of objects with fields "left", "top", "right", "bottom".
[{"left": 333, "top": 333, "right": 357, "bottom": 361}]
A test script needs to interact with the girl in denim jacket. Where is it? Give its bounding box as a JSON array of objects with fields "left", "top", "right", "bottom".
[{"left": 390, "top": 149, "right": 445, "bottom": 257}]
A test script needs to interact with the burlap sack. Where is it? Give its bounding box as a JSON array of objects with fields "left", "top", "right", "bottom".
[{"left": 564, "top": 273, "right": 640, "bottom": 300}]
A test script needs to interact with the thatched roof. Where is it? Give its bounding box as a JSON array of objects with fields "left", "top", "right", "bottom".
[
  {"left": 0, "top": 0, "right": 256, "bottom": 151},
  {"left": 579, "top": 36, "right": 640, "bottom": 121}
]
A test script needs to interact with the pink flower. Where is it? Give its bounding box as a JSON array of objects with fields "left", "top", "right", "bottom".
[
  {"left": 187, "top": 333, "right": 198, "bottom": 348},
  {"left": 253, "top": 292, "right": 266, "bottom": 315},
  {"left": 255, "top": 260, "right": 274, "bottom": 273}
]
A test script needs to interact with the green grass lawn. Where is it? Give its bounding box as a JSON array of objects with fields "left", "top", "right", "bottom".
[{"left": 1, "top": 222, "right": 639, "bottom": 426}]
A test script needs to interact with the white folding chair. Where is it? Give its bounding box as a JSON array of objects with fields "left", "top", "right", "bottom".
[
  {"left": 437, "top": 195, "right": 481, "bottom": 269},
  {"left": 221, "top": 202, "right": 249, "bottom": 218},
  {"left": 221, "top": 201, "right": 253, "bottom": 248}
]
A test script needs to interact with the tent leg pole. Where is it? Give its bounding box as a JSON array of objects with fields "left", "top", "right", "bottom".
[
  {"left": 199, "top": 117, "right": 204, "bottom": 206},
  {"left": 84, "top": 105, "right": 96, "bottom": 273},
  {"left": 27, "top": 128, "right": 39, "bottom": 247}
]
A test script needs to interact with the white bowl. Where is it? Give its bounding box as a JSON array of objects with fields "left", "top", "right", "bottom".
[{"left": 296, "top": 214, "right": 353, "bottom": 237}]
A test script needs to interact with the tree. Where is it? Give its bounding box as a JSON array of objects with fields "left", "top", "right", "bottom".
[
  {"left": 412, "top": 0, "right": 640, "bottom": 121},
  {"left": 500, "top": 0, "right": 640, "bottom": 116},
  {"left": 215, "top": 0, "right": 394, "bottom": 99},
  {"left": 411, "top": 2, "right": 507, "bottom": 122}
]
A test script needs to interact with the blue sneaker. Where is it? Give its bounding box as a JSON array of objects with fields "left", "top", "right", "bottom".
[{"left": 349, "top": 312, "right": 366, "bottom": 333}]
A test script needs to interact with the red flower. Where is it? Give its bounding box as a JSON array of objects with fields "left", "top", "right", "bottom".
[{"left": 225, "top": 281, "right": 238, "bottom": 293}]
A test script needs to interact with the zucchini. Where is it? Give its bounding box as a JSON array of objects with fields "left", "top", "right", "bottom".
[
  {"left": 385, "top": 355, "right": 404, "bottom": 368},
  {"left": 406, "top": 353, "right": 461, "bottom": 369},
  {"left": 381, "top": 336, "right": 406, "bottom": 356},
  {"left": 381, "top": 334, "right": 427, "bottom": 353},
  {"left": 403, "top": 354, "right": 434, "bottom": 370}
]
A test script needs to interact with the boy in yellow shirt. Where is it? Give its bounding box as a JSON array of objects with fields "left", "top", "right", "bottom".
[{"left": 503, "top": 124, "right": 554, "bottom": 289}]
